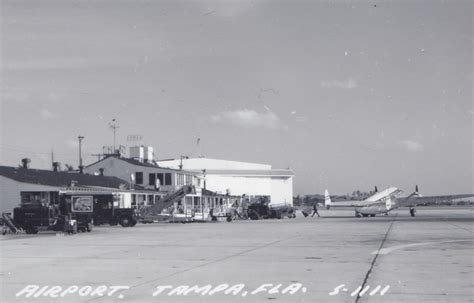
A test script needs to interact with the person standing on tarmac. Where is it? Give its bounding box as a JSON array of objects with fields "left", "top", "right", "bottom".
[{"left": 311, "top": 203, "right": 320, "bottom": 217}]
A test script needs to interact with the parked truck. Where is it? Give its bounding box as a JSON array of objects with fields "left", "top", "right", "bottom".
[
  {"left": 88, "top": 192, "right": 138, "bottom": 227},
  {"left": 12, "top": 194, "right": 93, "bottom": 234},
  {"left": 247, "top": 200, "right": 296, "bottom": 220}
]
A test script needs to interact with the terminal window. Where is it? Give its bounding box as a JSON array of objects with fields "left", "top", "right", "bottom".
[
  {"left": 135, "top": 172, "right": 143, "bottom": 184},
  {"left": 149, "top": 173, "right": 156, "bottom": 186},
  {"left": 157, "top": 173, "right": 164, "bottom": 186},
  {"left": 177, "top": 173, "right": 184, "bottom": 186},
  {"left": 164, "top": 173, "right": 172, "bottom": 185},
  {"left": 185, "top": 175, "right": 192, "bottom": 185}
]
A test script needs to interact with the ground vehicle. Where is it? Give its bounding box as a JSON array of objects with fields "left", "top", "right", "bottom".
[
  {"left": 90, "top": 193, "right": 138, "bottom": 227},
  {"left": 12, "top": 195, "right": 92, "bottom": 234},
  {"left": 247, "top": 200, "right": 296, "bottom": 220}
]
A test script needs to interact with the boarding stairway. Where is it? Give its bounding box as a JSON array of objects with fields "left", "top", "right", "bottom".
[
  {"left": 139, "top": 185, "right": 195, "bottom": 221},
  {"left": 2, "top": 213, "right": 23, "bottom": 235}
]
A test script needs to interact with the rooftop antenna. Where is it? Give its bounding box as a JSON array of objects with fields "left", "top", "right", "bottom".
[
  {"left": 51, "top": 148, "right": 54, "bottom": 170},
  {"left": 109, "top": 118, "right": 119, "bottom": 152},
  {"left": 197, "top": 137, "right": 202, "bottom": 158},
  {"left": 78, "top": 135, "right": 84, "bottom": 173}
]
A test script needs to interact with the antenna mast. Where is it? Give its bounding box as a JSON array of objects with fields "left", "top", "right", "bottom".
[
  {"left": 109, "top": 118, "right": 119, "bottom": 152},
  {"left": 197, "top": 138, "right": 202, "bottom": 158},
  {"left": 78, "top": 135, "right": 84, "bottom": 173}
]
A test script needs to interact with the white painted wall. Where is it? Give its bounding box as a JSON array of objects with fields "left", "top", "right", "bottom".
[
  {"left": 203, "top": 174, "right": 293, "bottom": 206},
  {"left": 205, "top": 175, "right": 272, "bottom": 197},
  {"left": 158, "top": 158, "right": 293, "bottom": 206},
  {"left": 0, "top": 176, "right": 59, "bottom": 214},
  {"left": 271, "top": 177, "right": 293, "bottom": 205}
]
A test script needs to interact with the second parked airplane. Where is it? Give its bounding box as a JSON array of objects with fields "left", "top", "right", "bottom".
[{"left": 324, "top": 185, "right": 473, "bottom": 217}]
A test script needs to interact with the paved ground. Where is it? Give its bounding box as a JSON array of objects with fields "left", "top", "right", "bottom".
[{"left": 0, "top": 207, "right": 472, "bottom": 303}]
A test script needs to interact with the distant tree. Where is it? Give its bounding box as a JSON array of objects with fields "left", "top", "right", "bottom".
[
  {"left": 64, "top": 164, "right": 75, "bottom": 171},
  {"left": 303, "top": 195, "right": 311, "bottom": 205},
  {"left": 293, "top": 195, "right": 301, "bottom": 206}
]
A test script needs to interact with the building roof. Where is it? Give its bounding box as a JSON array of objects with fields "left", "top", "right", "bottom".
[
  {"left": 86, "top": 156, "right": 196, "bottom": 174},
  {"left": 157, "top": 157, "right": 272, "bottom": 170},
  {"left": 197, "top": 169, "right": 295, "bottom": 177},
  {"left": 0, "top": 166, "right": 129, "bottom": 188},
  {"left": 85, "top": 155, "right": 159, "bottom": 169},
  {"left": 119, "top": 157, "right": 161, "bottom": 168}
]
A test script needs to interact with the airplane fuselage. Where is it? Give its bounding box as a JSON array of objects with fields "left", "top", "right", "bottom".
[{"left": 355, "top": 195, "right": 400, "bottom": 216}]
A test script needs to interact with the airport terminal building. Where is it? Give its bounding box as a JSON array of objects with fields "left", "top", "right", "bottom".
[{"left": 85, "top": 146, "right": 294, "bottom": 206}]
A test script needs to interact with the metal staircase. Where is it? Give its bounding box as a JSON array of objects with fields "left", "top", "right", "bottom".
[
  {"left": 139, "top": 185, "right": 195, "bottom": 220},
  {"left": 2, "top": 213, "right": 23, "bottom": 235}
]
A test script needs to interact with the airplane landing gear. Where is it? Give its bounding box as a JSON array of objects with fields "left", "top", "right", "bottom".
[{"left": 409, "top": 207, "right": 416, "bottom": 217}]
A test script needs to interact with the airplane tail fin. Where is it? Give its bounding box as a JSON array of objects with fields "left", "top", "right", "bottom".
[
  {"left": 324, "top": 189, "right": 332, "bottom": 209},
  {"left": 415, "top": 185, "right": 422, "bottom": 197},
  {"left": 408, "top": 185, "right": 423, "bottom": 198}
]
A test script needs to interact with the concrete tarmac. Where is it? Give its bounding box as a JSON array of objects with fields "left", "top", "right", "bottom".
[{"left": 1, "top": 207, "right": 472, "bottom": 303}]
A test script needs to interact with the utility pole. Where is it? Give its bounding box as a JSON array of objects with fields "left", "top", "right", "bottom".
[
  {"left": 109, "top": 118, "right": 119, "bottom": 152},
  {"left": 179, "top": 155, "right": 188, "bottom": 170},
  {"left": 196, "top": 138, "right": 200, "bottom": 157},
  {"left": 78, "top": 135, "right": 84, "bottom": 173}
]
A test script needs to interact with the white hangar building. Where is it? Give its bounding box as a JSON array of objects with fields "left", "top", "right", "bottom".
[{"left": 157, "top": 157, "right": 295, "bottom": 206}]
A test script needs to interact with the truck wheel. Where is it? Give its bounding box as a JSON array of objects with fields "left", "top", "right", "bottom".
[
  {"left": 67, "top": 225, "right": 77, "bottom": 234},
  {"left": 86, "top": 222, "right": 93, "bottom": 232},
  {"left": 130, "top": 220, "right": 137, "bottom": 227},
  {"left": 119, "top": 216, "right": 131, "bottom": 227},
  {"left": 226, "top": 216, "right": 232, "bottom": 222},
  {"left": 249, "top": 211, "right": 259, "bottom": 220},
  {"left": 25, "top": 227, "right": 38, "bottom": 234}
]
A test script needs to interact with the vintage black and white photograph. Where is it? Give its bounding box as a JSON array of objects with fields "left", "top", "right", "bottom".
[{"left": 0, "top": 0, "right": 473, "bottom": 302}]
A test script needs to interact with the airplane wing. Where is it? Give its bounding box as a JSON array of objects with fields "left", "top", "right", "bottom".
[{"left": 398, "top": 194, "right": 474, "bottom": 207}]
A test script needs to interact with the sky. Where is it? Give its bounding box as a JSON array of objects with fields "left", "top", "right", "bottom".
[{"left": 1, "top": 0, "right": 472, "bottom": 195}]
